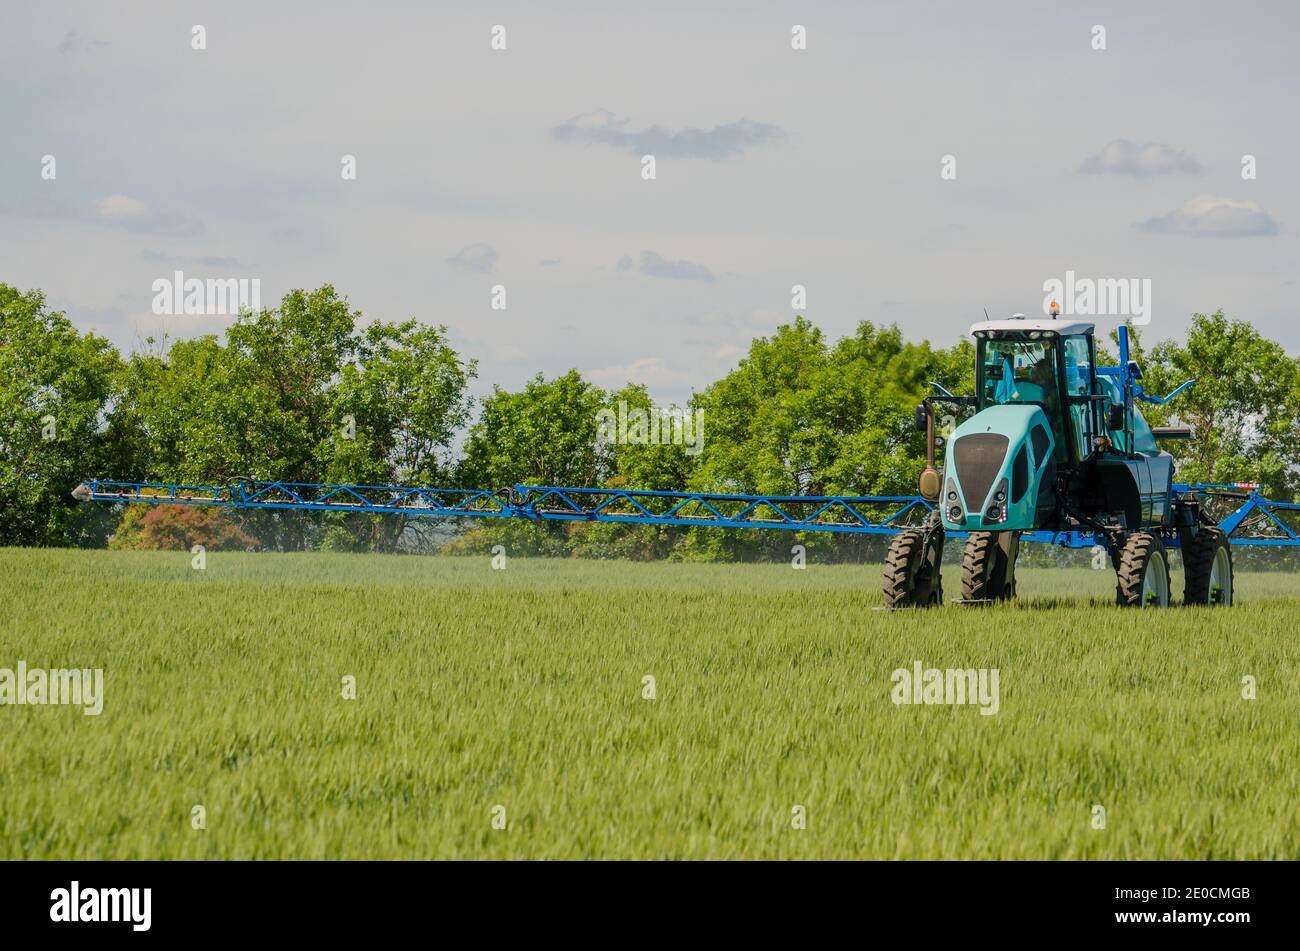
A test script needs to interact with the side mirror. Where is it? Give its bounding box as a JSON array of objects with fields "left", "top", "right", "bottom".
[
  {"left": 1107, "top": 403, "right": 1126, "bottom": 430},
  {"left": 914, "top": 404, "right": 929, "bottom": 432}
]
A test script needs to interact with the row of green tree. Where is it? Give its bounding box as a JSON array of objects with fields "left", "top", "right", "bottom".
[{"left": 2, "top": 281, "right": 1297, "bottom": 559}]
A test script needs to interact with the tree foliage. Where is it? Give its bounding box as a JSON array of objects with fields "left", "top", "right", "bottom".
[
  {"left": 108, "top": 503, "right": 258, "bottom": 552},
  {"left": 0, "top": 285, "right": 124, "bottom": 546},
  {"left": 1138, "top": 311, "right": 1300, "bottom": 499},
  {"left": 2, "top": 280, "right": 1297, "bottom": 558},
  {"left": 8, "top": 283, "right": 475, "bottom": 551},
  {"left": 691, "top": 317, "right": 973, "bottom": 497}
]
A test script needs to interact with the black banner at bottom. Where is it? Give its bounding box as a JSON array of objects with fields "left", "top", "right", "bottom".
[{"left": 0, "top": 859, "right": 1286, "bottom": 939}]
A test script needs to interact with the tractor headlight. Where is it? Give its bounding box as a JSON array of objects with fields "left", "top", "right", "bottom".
[
  {"left": 984, "top": 478, "right": 1009, "bottom": 523},
  {"left": 944, "top": 479, "right": 962, "bottom": 522}
]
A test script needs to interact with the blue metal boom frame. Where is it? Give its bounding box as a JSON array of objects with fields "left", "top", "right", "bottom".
[
  {"left": 76, "top": 480, "right": 516, "bottom": 517},
  {"left": 76, "top": 478, "right": 1300, "bottom": 547},
  {"left": 1190, "top": 483, "right": 1300, "bottom": 547}
]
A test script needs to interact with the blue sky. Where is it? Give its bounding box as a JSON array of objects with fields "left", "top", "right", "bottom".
[{"left": 3, "top": 0, "right": 1297, "bottom": 406}]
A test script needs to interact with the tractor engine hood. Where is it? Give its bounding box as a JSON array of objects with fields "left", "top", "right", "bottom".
[{"left": 940, "top": 404, "right": 1055, "bottom": 531}]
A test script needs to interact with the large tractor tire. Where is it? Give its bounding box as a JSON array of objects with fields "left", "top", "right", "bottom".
[
  {"left": 1115, "top": 532, "right": 1170, "bottom": 607},
  {"left": 883, "top": 526, "right": 944, "bottom": 609},
  {"left": 960, "top": 531, "right": 1019, "bottom": 602},
  {"left": 1183, "top": 527, "right": 1234, "bottom": 606}
]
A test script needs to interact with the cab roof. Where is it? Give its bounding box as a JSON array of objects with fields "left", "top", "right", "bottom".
[{"left": 970, "top": 316, "right": 1094, "bottom": 336}]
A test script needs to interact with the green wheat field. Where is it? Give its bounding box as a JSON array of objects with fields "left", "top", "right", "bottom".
[{"left": 2, "top": 547, "right": 1298, "bottom": 860}]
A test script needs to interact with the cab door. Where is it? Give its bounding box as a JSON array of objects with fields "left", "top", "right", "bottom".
[{"left": 1061, "top": 333, "right": 1096, "bottom": 462}]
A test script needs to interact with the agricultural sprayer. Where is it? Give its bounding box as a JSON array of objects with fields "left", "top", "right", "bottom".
[
  {"left": 73, "top": 314, "right": 1298, "bottom": 607},
  {"left": 889, "top": 313, "right": 1275, "bottom": 608}
]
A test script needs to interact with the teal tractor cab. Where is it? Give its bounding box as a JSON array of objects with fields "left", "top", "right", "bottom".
[{"left": 885, "top": 313, "right": 1231, "bottom": 608}]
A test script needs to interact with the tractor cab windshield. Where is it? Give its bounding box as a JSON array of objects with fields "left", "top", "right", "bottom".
[
  {"left": 981, "top": 338, "right": 1057, "bottom": 406},
  {"left": 978, "top": 334, "right": 1068, "bottom": 461}
]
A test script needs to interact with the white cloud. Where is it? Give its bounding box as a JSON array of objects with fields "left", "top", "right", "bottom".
[
  {"left": 1080, "top": 139, "right": 1201, "bottom": 178},
  {"left": 446, "top": 243, "right": 498, "bottom": 273},
  {"left": 1137, "top": 195, "right": 1279, "bottom": 237},
  {"left": 590, "top": 356, "right": 697, "bottom": 394},
  {"left": 142, "top": 249, "right": 241, "bottom": 267},
  {"left": 551, "top": 110, "right": 783, "bottom": 160},
  {"left": 91, "top": 195, "right": 202, "bottom": 237},
  {"left": 694, "top": 309, "right": 782, "bottom": 331},
  {"left": 57, "top": 31, "right": 107, "bottom": 54},
  {"left": 95, "top": 194, "right": 148, "bottom": 219},
  {"left": 626, "top": 251, "right": 715, "bottom": 282}
]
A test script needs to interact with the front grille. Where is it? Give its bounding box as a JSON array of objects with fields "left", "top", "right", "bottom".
[{"left": 953, "top": 433, "right": 1009, "bottom": 511}]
